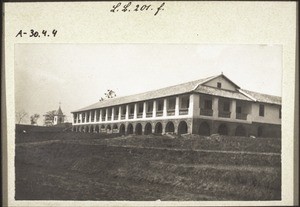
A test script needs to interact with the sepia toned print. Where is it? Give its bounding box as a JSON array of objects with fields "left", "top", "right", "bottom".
[{"left": 15, "top": 44, "right": 281, "bottom": 201}]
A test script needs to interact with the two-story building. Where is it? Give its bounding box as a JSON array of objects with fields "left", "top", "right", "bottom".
[{"left": 71, "top": 74, "right": 281, "bottom": 138}]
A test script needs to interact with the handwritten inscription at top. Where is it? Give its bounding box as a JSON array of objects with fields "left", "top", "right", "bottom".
[{"left": 110, "top": 2, "right": 165, "bottom": 16}]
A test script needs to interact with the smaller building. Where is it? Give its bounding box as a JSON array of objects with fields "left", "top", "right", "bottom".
[
  {"left": 53, "top": 106, "right": 65, "bottom": 125},
  {"left": 44, "top": 105, "right": 66, "bottom": 126}
]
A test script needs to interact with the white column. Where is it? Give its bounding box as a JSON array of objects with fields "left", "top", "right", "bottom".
[
  {"left": 163, "top": 98, "right": 167, "bottom": 117},
  {"left": 112, "top": 107, "right": 115, "bottom": 121},
  {"left": 143, "top": 102, "right": 147, "bottom": 118},
  {"left": 153, "top": 100, "right": 157, "bottom": 118},
  {"left": 105, "top": 108, "right": 108, "bottom": 121},
  {"left": 94, "top": 110, "right": 97, "bottom": 122},
  {"left": 126, "top": 105, "right": 129, "bottom": 120},
  {"left": 212, "top": 97, "right": 219, "bottom": 118},
  {"left": 175, "top": 96, "right": 180, "bottom": 116},
  {"left": 90, "top": 111, "right": 92, "bottom": 122},
  {"left": 188, "top": 94, "right": 194, "bottom": 116},
  {"left": 99, "top": 109, "right": 102, "bottom": 122},
  {"left": 118, "top": 106, "right": 122, "bottom": 120},
  {"left": 76, "top": 113, "right": 79, "bottom": 124},
  {"left": 230, "top": 100, "right": 236, "bottom": 120},
  {"left": 134, "top": 103, "right": 137, "bottom": 119},
  {"left": 190, "top": 94, "right": 199, "bottom": 117},
  {"left": 79, "top": 113, "right": 82, "bottom": 123}
]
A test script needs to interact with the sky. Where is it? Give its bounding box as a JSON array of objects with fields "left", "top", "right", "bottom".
[{"left": 15, "top": 44, "right": 282, "bottom": 125}]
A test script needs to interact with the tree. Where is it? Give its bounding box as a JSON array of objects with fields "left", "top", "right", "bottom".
[
  {"left": 99, "top": 89, "right": 116, "bottom": 101},
  {"left": 44, "top": 110, "right": 56, "bottom": 126},
  {"left": 30, "top": 114, "right": 40, "bottom": 125},
  {"left": 15, "top": 110, "right": 28, "bottom": 124}
]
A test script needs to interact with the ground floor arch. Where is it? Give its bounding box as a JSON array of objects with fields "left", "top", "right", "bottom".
[
  {"left": 100, "top": 125, "right": 105, "bottom": 133},
  {"left": 235, "top": 125, "right": 246, "bottom": 136},
  {"left": 154, "top": 122, "right": 163, "bottom": 134},
  {"left": 178, "top": 121, "right": 188, "bottom": 135},
  {"left": 119, "top": 124, "right": 126, "bottom": 135},
  {"left": 127, "top": 123, "right": 134, "bottom": 134},
  {"left": 84, "top": 125, "right": 89, "bottom": 133},
  {"left": 218, "top": 124, "right": 228, "bottom": 135},
  {"left": 90, "top": 125, "right": 94, "bottom": 133},
  {"left": 144, "top": 123, "right": 152, "bottom": 135},
  {"left": 135, "top": 123, "right": 143, "bottom": 135},
  {"left": 199, "top": 122, "right": 210, "bottom": 136},
  {"left": 106, "top": 125, "right": 112, "bottom": 133},
  {"left": 113, "top": 124, "right": 118, "bottom": 133},
  {"left": 257, "top": 126, "right": 264, "bottom": 137},
  {"left": 165, "top": 121, "right": 175, "bottom": 133},
  {"left": 95, "top": 125, "right": 99, "bottom": 133}
]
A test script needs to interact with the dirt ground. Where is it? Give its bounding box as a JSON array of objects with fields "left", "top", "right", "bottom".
[{"left": 15, "top": 131, "right": 281, "bottom": 200}]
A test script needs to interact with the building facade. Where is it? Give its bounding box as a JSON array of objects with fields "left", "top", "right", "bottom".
[{"left": 71, "top": 74, "right": 281, "bottom": 138}]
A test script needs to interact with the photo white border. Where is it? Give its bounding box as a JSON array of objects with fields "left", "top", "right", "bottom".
[{"left": 3, "top": 1, "right": 297, "bottom": 206}]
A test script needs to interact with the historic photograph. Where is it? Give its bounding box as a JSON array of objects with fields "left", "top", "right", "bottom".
[{"left": 15, "top": 44, "right": 282, "bottom": 201}]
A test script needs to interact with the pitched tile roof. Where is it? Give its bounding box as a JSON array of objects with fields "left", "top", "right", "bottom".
[
  {"left": 72, "top": 75, "right": 217, "bottom": 112},
  {"left": 239, "top": 89, "right": 281, "bottom": 105}
]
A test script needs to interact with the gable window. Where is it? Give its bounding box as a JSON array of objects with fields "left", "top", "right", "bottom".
[
  {"left": 217, "top": 82, "right": 222, "bottom": 88},
  {"left": 259, "top": 104, "right": 265, "bottom": 117}
]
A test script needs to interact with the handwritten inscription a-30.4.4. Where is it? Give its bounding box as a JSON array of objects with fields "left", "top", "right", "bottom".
[
  {"left": 15, "top": 29, "right": 58, "bottom": 38},
  {"left": 110, "top": 2, "right": 165, "bottom": 16}
]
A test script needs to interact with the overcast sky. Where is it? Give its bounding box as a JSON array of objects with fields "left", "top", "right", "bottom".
[{"left": 15, "top": 44, "right": 282, "bottom": 125}]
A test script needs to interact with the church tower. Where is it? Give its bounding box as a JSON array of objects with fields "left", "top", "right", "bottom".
[{"left": 53, "top": 103, "right": 65, "bottom": 125}]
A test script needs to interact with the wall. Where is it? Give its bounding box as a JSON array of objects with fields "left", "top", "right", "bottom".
[
  {"left": 16, "top": 124, "right": 66, "bottom": 133},
  {"left": 251, "top": 103, "right": 281, "bottom": 125},
  {"left": 203, "top": 76, "right": 237, "bottom": 91}
]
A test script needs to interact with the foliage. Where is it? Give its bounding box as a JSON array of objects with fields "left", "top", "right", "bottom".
[
  {"left": 100, "top": 89, "right": 116, "bottom": 101},
  {"left": 30, "top": 114, "right": 40, "bottom": 125},
  {"left": 44, "top": 110, "right": 56, "bottom": 126},
  {"left": 15, "top": 110, "right": 28, "bottom": 124}
]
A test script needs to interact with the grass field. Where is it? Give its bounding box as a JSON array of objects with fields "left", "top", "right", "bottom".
[{"left": 15, "top": 130, "right": 281, "bottom": 200}]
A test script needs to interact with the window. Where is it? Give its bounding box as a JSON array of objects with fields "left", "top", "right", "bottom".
[
  {"left": 147, "top": 102, "right": 153, "bottom": 112},
  {"left": 279, "top": 107, "right": 281, "bottom": 119},
  {"left": 121, "top": 106, "right": 126, "bottom": 115},
  {"left": 236, "top": 106, "right": 242, "bottom": 114},
  {"left": 157, "top": 100, "right": 163, "bottom": 111},
  {"left": 217, "top": 82, "right": 222, "bottom": 88},
  {"left": 259, "top": 104, "right": 265, "bottom": 117},
  {"left": 223, "top": 102, "right": 230, "bottom": 111},
  {"left": 130, "top": 105, "right": 134, "bottom": 114},
  {"left": 138, "top": 103, "right": 143, "bottom": 113},
  {"left": 204, "top": 100, "right": 212, "bottom": 110},
  {"left": 168, "top": 97, "right": 176, "bottom": 109}
]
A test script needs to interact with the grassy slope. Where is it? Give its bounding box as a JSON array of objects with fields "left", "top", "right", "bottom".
[{"left": 15, "top": 131, "right": 281, "bottom": 200}]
